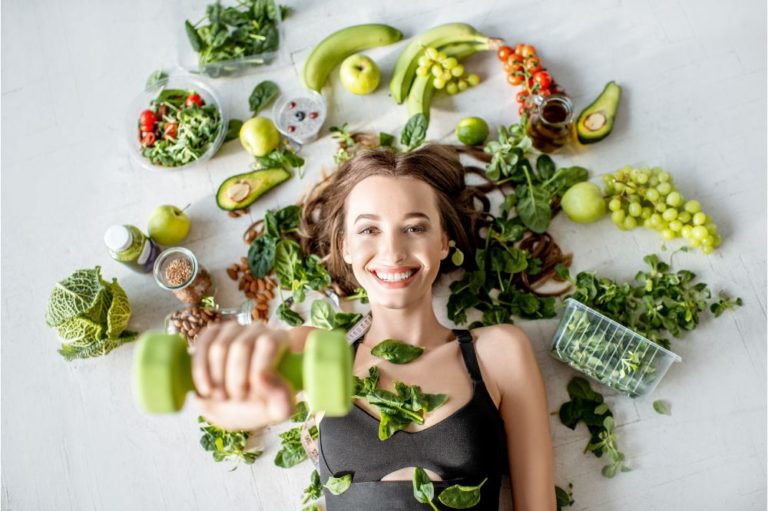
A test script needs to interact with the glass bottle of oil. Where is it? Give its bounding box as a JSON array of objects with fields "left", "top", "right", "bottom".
[{"left": 525, "top": 94, "right": 574, "bottom": 153}]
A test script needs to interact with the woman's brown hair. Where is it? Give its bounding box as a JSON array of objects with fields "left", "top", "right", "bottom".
[{"left": 299, "top": 144, "right": 493, "bottom": 294}]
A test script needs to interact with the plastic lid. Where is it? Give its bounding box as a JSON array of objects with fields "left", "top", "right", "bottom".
[{"left": 104, "top": 225, "right": 132, "bottom": 252}]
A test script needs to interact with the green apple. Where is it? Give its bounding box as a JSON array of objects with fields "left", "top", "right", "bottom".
[
  {"left": 561, "top": 182, "right": 607, "bottom": 223},
  {"left": 339, "top": 54, "right": 381, "bottom": 95},
  {"left": 240, "top": 116, "right": 280, "bottom": 157},
  {"left": 148, "top": 205, "right": 191, "bottom": 246}
]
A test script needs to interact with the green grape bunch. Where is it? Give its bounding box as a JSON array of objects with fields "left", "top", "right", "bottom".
[
  {"left": 416, "top": 46, "right": 480, "bottom": 95},
  {"left": 602, "top": 166, "right": 721, "bottom": 254}
]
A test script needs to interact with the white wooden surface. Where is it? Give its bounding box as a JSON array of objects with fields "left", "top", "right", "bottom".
[{"left": 2, "top": 0, "right": 766, "bottom": 510}]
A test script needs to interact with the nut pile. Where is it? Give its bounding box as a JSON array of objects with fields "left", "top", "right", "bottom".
[
  {"left": 228, "top": 257, "right": 276, "bottom": 323},
  {"left": 168, "top": 306, "right": 223, "bottom": 345}
]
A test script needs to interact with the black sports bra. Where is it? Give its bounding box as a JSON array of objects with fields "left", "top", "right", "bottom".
[{"left": 317, "top": 330, "right": 508, "bottom": 510}]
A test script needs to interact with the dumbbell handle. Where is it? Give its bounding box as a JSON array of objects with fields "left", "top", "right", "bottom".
[{"left": 133, "top": 330, "right": 352, "bottom": 416}]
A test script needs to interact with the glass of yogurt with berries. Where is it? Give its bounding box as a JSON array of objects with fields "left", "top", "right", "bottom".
[{"left": 273, "top": 89, "right": 327, "bottom": 144}]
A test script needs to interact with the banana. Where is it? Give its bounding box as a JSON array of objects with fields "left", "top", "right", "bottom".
[
  {"left": 303, "top": 24, "right": 403, "bottom": 92},
  {"left": 391, "top": 23, "right": 493, "bottom": 104},
  {"left": 405, "top": 42, "right": 488, "bottom": 123}
]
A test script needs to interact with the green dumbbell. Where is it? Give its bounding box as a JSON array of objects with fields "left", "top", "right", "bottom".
[{"left": 133, "top": 329, "right": 353, "bottom": 417}]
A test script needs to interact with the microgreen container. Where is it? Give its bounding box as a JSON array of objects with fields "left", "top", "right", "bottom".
[
  {"left": 125, "top": 74, "right": 227, "bottom": 171},
  {"left": 550, "top": 298, "right": 682, "bottom": 397},
  {"left": 174, "top": 0, "right": 285, "bottom": 78}
]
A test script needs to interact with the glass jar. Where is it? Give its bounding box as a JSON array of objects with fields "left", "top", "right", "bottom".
[
  {"left": 525, "top": 93, "right": 575, "bottom": 153},
  {"left": 153, "top": 247, "right": 214, "bottom": 304},
  {"left": 165, "top": 300, "right": 255, "bottom": 345}
]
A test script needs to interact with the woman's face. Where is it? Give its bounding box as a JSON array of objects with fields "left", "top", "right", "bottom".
[{"left": 342, "top": 175, "right": 449, "bottom": 309}]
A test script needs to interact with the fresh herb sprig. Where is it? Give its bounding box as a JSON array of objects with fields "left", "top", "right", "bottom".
[{"left": 198, "top": 416, "right": 262, "bottom": 467}]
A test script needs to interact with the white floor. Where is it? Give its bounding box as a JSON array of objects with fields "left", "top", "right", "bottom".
[{"left": 2, "top": 0, "right": 766, "bottom": 510}]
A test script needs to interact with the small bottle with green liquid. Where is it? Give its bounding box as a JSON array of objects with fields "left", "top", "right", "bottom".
[{"left": 104, "top": 224, "right": 161, "bottom": 273}]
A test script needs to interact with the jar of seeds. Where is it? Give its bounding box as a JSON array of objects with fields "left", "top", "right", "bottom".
[{"left": 153, "top": 247, "right": 214, "bottom": 304}]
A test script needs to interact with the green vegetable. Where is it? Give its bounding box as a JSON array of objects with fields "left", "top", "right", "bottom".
[
  {"left": 558, "top": 377, "right": 630, "bottom": 477},
  {"left": 353, "top": 367, "right": 448, "bottom": 440},
  {"left": 145, "top": 69, "right": 168, "bottom": 91},
  {"left": 653, "top": 400, "right": 671, "bottom": 415},
  {"left": 400, "top": 113, "right": 428, "bottom": 150},
  {"left": 412, "top": 467, "right": 437, "bottom": 510},
  {"left": 370, "top": 339, "right": 424, "bottom": 364},
  {"left": 274, "top": 423, "right": 318, "bottom": 468},
  {"left": 555, "top": 483, "right": 575, "bottom": 510},
  {"left": 324, "top": 474, "right": 353, "bottom": 495},
  {"left": 254, "top": 146, "right": 305, "bottom": 175},
  {"left": 224, "top": 119, "right": 243, "bottom": 142},
  {"left": 309, "top": 299, "right": 362, "bottom": 331},
  {"left": 302, "top": 470, "right": 323, "bottom": 504},
  {"left": 198, "top": 416, "right": 262, "bottom": 467},
  {"left": 277, "top": 300, "right": 304, "bottom": 327},
  {"left": 249, "top": 80, "right": 280, "bottom": 114},
  {"left": 437, "top": 478, "right": 487, "bottom": 508},
  {"left": 45, "top": 267, "right": 137, "bottom": 360},
  {"left": 184, "top": 0, "right": 283, "bottom": 75}
]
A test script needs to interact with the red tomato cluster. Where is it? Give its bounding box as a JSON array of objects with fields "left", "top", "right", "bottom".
[
  {"left": 138, "top": 94, "right": 204, "bottom": 147},
  {"left": 497, "top": 43, "right": 563, "bottom": 116}
]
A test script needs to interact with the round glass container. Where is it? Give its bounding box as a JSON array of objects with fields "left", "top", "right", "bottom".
[
  {"left": 165, "top": 300, "right": 255, "bottom": 345},
  {"left": 153, "top": 247, "right": 214, "bottom": 304},
  {"left": 525, "top": 93, "right": 574, "bottom": 153},
  {"left": 272, "top": 89, "right": 327, "bottom": 145}
]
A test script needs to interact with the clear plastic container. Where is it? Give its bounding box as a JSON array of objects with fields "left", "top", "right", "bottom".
[
  {"left": 165, "top": 300, "right": 254, "bottom": 345},
  {"left": 272, "top": 89, "right": 327, "bottom": 145},
  {"left": 125, "top": 74, "right": 227, "bottom": 171},
  {"left": 174, "top": 0, "right": 285, "bottom": 77},
  {"left": 550, "top": 298, "right": 682, "bottom": 397}
]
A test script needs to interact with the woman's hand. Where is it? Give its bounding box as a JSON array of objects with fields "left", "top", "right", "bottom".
[{"left": 191, "top": 322, "right": 295, "bottom": 432}]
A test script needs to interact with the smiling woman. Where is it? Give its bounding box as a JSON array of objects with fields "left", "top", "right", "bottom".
[{"left": 193, "top": 145, "right": 556, "bottom": 510}]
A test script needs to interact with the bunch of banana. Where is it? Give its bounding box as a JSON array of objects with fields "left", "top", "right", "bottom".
[
  {"left": 391, "top": 23, "right": 501, "bottom": 121},
  {"left": 303, "top": 24, "right": 403, "bottom": 92}
]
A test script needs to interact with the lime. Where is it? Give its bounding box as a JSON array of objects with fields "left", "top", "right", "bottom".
[{"left": 456, "top": 117, "right": 489, "bottom": 146}]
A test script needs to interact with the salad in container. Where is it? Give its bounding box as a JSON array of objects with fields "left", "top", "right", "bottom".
[{"left": 126, "top": 74, "right": 227, "bottom": 171}]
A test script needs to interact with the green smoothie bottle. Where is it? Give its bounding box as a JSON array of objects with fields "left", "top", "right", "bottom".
[{"left": 104, "top": 224, "right": 161, "bottom": 273}]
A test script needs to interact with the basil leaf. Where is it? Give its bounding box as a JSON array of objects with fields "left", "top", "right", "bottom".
[
  {"left": 401, "top": 113, "right": 428, "bottom": 150},
  {"left": 277, "top": 301, "right": 304, "bottom": 327},
  {"left": 437, "top": 478, "right": 487, "bottom": 509},
  {"left": 247, "top": 235, "right": 276, "bottom": 277},
  {"left": 370, "top": 339, "right": 424, "bottom": 364},
  {"left": 249, "top": 80, "right": 280, "bottom": 115},
  {"left": 324, "top": 474, "right": 352, "bottom": 495},
  {"left": 224, "top": 119, "right": 243, "bottom": 142},
  {"left": 412, "top": 467, "right": 435, "bottom": 504},
  {"left": 310, "top": 299, "right": 335, "bottom": 330},
  {"left": 652, "top": 400, "right": 671, "bottom": 415},
  {"left": 516, "top": 183, "right": 551, "bottom": 233},
  {"left": 185, "top": 20, "right": 204, "bottom": 52}
]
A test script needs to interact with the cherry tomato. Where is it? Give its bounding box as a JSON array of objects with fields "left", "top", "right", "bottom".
[
  {"left": 516, "top": 90, "right": 529, "bottom": 104},
  {"left": 139, "top": 110, "right": 157, "bottom": 131},
  {"left": 514, "top": 43, "right": 525, "bottom": 56},
  {"left": 507, "top": 74, "right": 523, "bottom": 86},
  {"left": 533, "top": 70, "right": 552, "bottom": 90},
  {"left": 538, "top": 87, "right": 552, "bottom": 97},
  {"left": 506, "top": 54, "right": 523, "bottom": 66},
  {"left": 141, "top": 131, "right": 156, "bottom": 147},
  {"left": 506, "top": 63, "right": 524, "bottom": 75},
  {"left": 525, "top": 57, "right": 542, "bottom": 74},
  {"left": 185, "top": 93, "right": 204, "bottom": 108},
  {"left": 163, "top": 122, "right": 178, "bottom": 140},
  {"left": 520, "top": 44, "right": 537, "bottom": 58},
  {"left": 497, "top": 46, "right": 513, "bottom": 61}
]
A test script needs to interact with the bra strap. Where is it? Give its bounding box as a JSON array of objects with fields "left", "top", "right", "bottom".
[{"left": 453, "top": 329, "right": 483, "bottom": 382}]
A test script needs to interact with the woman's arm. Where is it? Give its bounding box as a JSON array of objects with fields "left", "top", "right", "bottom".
[{"left": 477, "top": 324, "right": 556, "bottom": 511}]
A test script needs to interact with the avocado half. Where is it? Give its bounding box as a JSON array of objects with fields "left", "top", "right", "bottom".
[
  {"left": 576, "top": 81, "right": 621, "bottom": 144},
  {"left": 216, "top": 167, "right": 291, "bottom": 211}
]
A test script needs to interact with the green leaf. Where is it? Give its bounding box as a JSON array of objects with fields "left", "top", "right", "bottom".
[
  {"left": 46, "top": 267, "right": 107, "bottom": 326},
  {"left": 309, "top": 299, "right": 335, "bottom": 330},
  {"left": 401, "top": 113, "right": 428, "bottom": 150},
  {"left": 58, "top": 330, "right": 137, "bottom": 361},
  {"left": 291, "top": 401, "right": 309, "bottom": 422},
  {"left": 379, "top": 132, "right": 395, "bottom": 147},
  {"left": 370, "top": 339, "right": 424, "bottom": 364},
  {"left": 248, "top": 80, "right": 280, "bottom": 114},
  {"left": 105, "top": 279, "right": 131, "bottom": 338},
  {"left": 653, "top": 400, "right": 671, "bottom": 415},
  {"left": 536, "top": 154, "right": 556, "bottom": 180},
  {"left": 324, "top": 474, "right": 353, "bottom": 495},
  {"left": 145, "top": 69, "right": 168, "bottom": 91},
  {"left": 601, "top": 464, "right": 618, "bottom": 478},
  {"left": 437, "top": 478, "right": 487, "bottom": 509},
  {"left": 274, "top": 239, "right": 302, "bottom": 288},
  {"left": 247, "top": 235, "right": 277, "bottom": 278},
  {"left": 224, "top": 119, "right": 243, "bottom": 142},
  {"left": 185, "top": 20, "right": 204, "bottom": 52},
  {"left": 412, "top": 467, "right": 435, "bottom": 504},
  {"left": 302, "top": 470, "right": 323, "bottom": 503},
  {"left": 276, "top": 301, "right": 304, "bottom": 327},
  {"left": 555, "top": 484, "right": 575, "bottom": 510},
  {"left": 516, "top": 183, "right": 551, "bottom": 233}
]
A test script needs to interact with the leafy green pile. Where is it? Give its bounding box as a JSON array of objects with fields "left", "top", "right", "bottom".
[
  {"left": 353, "top": 367, "right": 448, "bottom": 441},
  {"left": 555, "top": 254, "right": 742, "bottom": 350},
  {"left": 198, "top": 416, "right": 262, "bottom": 466},
  {"left": 184, "top": 0, "right": 289, "bottom": 74},
  {"left": 45, "top": 267, "right": 137, "bottom": 360},
  {"left": 559, "top": 377, "right": 629, "bottom": 478}
]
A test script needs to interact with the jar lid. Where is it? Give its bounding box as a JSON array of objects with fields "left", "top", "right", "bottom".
[{"left": 104, "top": 225, "right": 132, "bottom": 252}]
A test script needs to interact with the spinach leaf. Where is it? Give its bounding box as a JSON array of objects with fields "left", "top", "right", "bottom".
[
  {"left": 412, "top": 467, "right": 436, "bottom": 508},
  {"left": 555, "top": 483, "right": 575, "bottom": 510},
  {"left": 274, "top": 240, "right": 301, "bottom": 288},
  {"left": 247, "top": 235, "right": 276, "bottom": 277},
  {"left": 198, "top": 416, "right": 262, "bottom": 466},
  {"left": 536, "top": 154, "right": 556, "bottom": 180},
  {"left": 437, "top": 478, "right": 487, "bottom": 509},
  {"left": 310, "top": 299, "right": 334, "bottom": 330},
  {"left": 370, "top": 339, "right": 424, "bottom": 364},
  {"left": 516, "top": 183, "right": 551, "bottom": 233},
  {"left": 249, "top": 80, "right": 279, "bottom": 115},
  {"left": 145, "top": 69, "right": 168, "bottom": 91},
  {"left": 324, "top": 474, "right": 353, "bottom": 495},
  {"left": 290, "top": 400, "right": 309, "bottom": 422},
  {"left": 224, "top": 119, "right": 243, "bottom": 142},
  {"left": 185, "top": 20, "right": 204, "bottom": 52},
  {"left": 274, "top": 424, "right": 317, "bottom": 468},
  {"left": 302, "top": 470, "right": 323, "bottom": 503},
  {"left": 401, "top": 113, "right": 428, "bottom": 150},
  {"left": 379, "top": 132, "right": 395, "bottom": 147},
  {"left": 276, "top": 301, "right": 304, "bottom": 327},
  {"left": 542, "top": 166, "right": 589, "bottom": 197}
]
